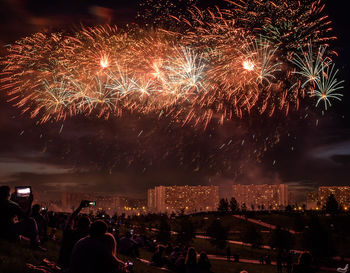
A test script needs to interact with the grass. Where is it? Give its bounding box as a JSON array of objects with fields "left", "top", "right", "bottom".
[
  {"left": 250, "top": 213, "right": 350, "bottom": 257},
  {"left": 0, "top": 236, "right": 338, "bottom": 273},
  {"left": 2, "top": 212, "right": 348, "bottom": 273},
  {"left": 0, "top": 239, "right": 60, "bottom": 273},
  {"left": 0, "top": 237, "right": 168, "bottom": 273},
  {"left": 210, "top": 259, "right": 276, "bottom": 273},
  {"left": 191, "top": 238, "right": 274, "bottom": 260},
  {"left": 0, "top": 237, "right": 277, "bottom": 273}
]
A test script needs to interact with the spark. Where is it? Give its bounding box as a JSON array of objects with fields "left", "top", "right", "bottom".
[
  {"left": 243, "top": 60, "right": 255, "bottom": 71},
  {"left": 311, "top": 63, "right": 344, "bottom": 110},
  {"left": 100, "top": 56, "right": 109, "bottom": 69}
]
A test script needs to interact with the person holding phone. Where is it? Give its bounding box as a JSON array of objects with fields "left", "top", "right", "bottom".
[
  {"left": 57, "top": 200, "right": 92, "bottom": 269},
  {"left": 0, "top": 185, "right": 45, "bottom": 251},
  {"left": 31, "top": 204, "right": 48, "bottom": 241}
]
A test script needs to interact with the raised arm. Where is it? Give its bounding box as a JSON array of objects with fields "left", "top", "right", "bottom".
[{"left": 64, "top": 200, "right": 86, "bottom": 230}]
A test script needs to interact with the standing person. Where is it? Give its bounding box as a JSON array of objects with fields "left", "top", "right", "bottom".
[
  {"left": 285, "top": 251, "right": 293, "bottom": 273},
  {"left": 226, "top": 245, "right": 231, "bottom": 261},
  {"left": 57, "top": 200, "right": 91, "bottom": 269},
  {"left": 265, "top": 255, "right": 271, "bottom": 265},
  {"left": 185, "top": 247, "right": 198, "bottom": 273},
  {"left": 277, "top": 251, "right": 283, "bottom": 273},
  {"left": 0, "top": 186, "right": 45, "bottom": 251},
  {"left": 259, "top": 255, "right": 265, "bottom": 264}
]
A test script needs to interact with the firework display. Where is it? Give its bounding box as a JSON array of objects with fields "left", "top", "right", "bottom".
[{"left": 0, "top": 0, "right": 344, "bottom": 128}]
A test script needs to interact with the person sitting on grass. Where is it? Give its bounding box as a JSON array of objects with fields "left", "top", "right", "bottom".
[
  {"left": 185, "top": 247, "right": 197, "bottom": 273},
  {"left": 0, "top": 185, "right": 45, "bottom": 251},
  {"left": 118, "top": 231, "right": 139, "bottom": 257},
  {"left": 292, "top": 252, "right": 316, "bottom": 273},
  {"left": 70, "top": 220, "right": 128, "bottom": 273},
  {"left": 151, "top": 244, "right": 166, "bottom": 267},
  {"left": 197, "top": 252, "right": 212, "bottom": 273},
  {"left": 31, "top": 204, "right": 48, "bottom": 242}
]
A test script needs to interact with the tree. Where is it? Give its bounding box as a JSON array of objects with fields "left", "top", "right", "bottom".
[
  {"left": 218, "top": 198, "right": 229, "bottom": 214},
  {"left": 206, "top": 219, "right": 228, "bottom": 249},
  {"left": 269, "top": 225, "right": 294, "bottom": 252},
  {"left": 285, "top": 205, "right": 292, "bottom": 213},
  {"left": 241, "top": 223, "right": 262, "bottom": 248},
  {"left": 241, "top": 202, "right": 247, "bottom": 212},
  {"left": 156, "top": 216, "right": 171, "bottom": 244},
  {"left": 229, "top": 197, "right": 239, "bottom": 213},
  {"left": 326, "top": 194, "right": 339, "bottom": 215},
  {"left": 175, "top": 216, "right": 195, "bottom": 246}
]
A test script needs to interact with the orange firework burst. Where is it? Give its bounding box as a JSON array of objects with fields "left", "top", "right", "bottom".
[{"left": 0, "top": 0, "right": 344, "bottom": 128}]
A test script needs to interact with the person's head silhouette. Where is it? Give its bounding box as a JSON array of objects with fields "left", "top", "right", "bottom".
[
  {"left": 77, "top": 216, "right": 91, "bottom": 232},
  {"left": 89, "top": 220, "right": 107, "bottom": 239},
  {"left": 298, "top": 252, "right": 312, "bottom": 267},
  {"left": 32, "top": 204, "right": 41, "bottom": 214},
  {"left": 0, "top": 186, "right": 10, "bottom": 201}
]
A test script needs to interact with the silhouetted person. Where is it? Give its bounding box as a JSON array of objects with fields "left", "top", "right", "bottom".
[
  {"left": 168, "top": 246, "right": 181, "bottom": 268},
  {"left": 259, "top": 255, "right": 264, "bottom": 264},
  {"left": 292, "top": 252, "right": 316, "bottom": 273},
  {"left": 57, "top": 201, "right": 91, "bottom": 269},
  {"left": 277, "top": 251, "right": 283, "bottom": 273},
  {"left": 151, "top": 244, "right": 166, "bottom": 267},
  {"left": 286, "top": 251, "right": 293, "bottom": 273},
  {"left": 70, "top": 220, "right": 126, "bottom": 273},
  {"left": 175, "top": 248, "right": 186, "bottom": 272},
  {"left": 31, "top": 204, "right": 48, "bottom": 241},
  {"left": 118, "top": 231, "right": 139, "bottom": 257},
  {"left": 265, "top": 255, "right": 271, "bottom": 265},
  {"left": 185, "top": 247, "right": 197, "bottom": 273},
  {"left": 197, "top": 252, "right": 212, "bottom": 273},
  {"left": 226, "top": 245, "right": 231, "bottom": 261},
  {"left": 0, "top": 186, "right": 44, "bottom": 251}
]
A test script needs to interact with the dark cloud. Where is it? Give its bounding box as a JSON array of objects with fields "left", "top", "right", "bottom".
[{"left": 330, "top": 155, "right": 350, "bottom": 165}]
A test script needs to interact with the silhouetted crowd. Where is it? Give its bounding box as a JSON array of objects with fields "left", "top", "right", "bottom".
[
  {"left": 150, "top": 244, "right": 213, "bottom": 273},
  {"left": 0, "top": 185, "right": 324, "bottom": 273},
  {"left": 0, "top": 186, "right": 132, "bottom": 273}
]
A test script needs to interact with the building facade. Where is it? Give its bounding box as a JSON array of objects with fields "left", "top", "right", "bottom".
[
  {"left": 61, "top": 192, "right": 146, "bottom": 215},
  {"left": 231, "top": 184, "right": 289, "bottom": 210},
  {"left": 148, "top": 185, "right": 219, "bottom": 214},
  {"left": 306, "top": 191, "right": 318, "bottom": 210},
  {"left": 318, "top": 186, "right": 350, "bottom": 209}
]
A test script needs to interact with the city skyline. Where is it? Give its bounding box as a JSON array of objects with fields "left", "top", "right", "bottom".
[{"left": 22, "top": 183, "right": 350, "bottom": 213}]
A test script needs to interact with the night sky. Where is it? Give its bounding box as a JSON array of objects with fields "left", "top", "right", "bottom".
[{"left": 0, "top": 0, "right": 349, "bottom": 201}]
